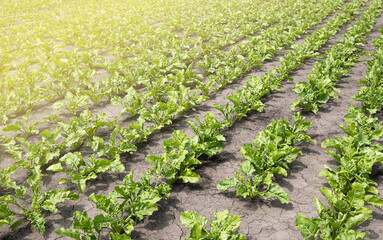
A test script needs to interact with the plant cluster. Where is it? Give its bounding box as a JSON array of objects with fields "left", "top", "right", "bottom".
[
  {"left": 217, "top": 113, "right": 315, "bottom": 203},
  {"left": 180, "top": 209, "right": 246, "bottom": 240},
  {"left": 213, "top": 0, "right": 366, "bottom": 126},
  {"left": 295, "top": 24, "right": 383, "bottom": 240},
  {"left": 352, "top": 29, "right": 383, "bottom": 115},
  {"left": 291, "top": 0, "right": 383, "bottom": 114}
]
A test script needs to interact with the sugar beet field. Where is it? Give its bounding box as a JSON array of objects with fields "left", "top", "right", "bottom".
[{"left": 1, "top": 0, "right": 383, "bottom": 239}]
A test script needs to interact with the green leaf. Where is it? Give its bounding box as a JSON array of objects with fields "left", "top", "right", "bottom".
[
  {"left": 317, "top": 92, "right": 329, "bottom": 103},
  {"left": 239, "top": 161, "right": 255, "bottom": 178},
  {"left": 180, "top": 211, "right": 207, "bottom": 230},
  {"left": 42, "top": 190, "right": 79, "bottom": 213},
  {"left": 364, "top": 195, "right": 383, "bottom": 208},
  {"left": 110, "top": 159, "right": 125, "bottom": 173},
  {"left": 60, "top": 152, "right": 84, "bottom": 169},
  {"left": 314, "top": 197, "right": 327, "bottom": 219},
  {"left": 118, "top": 140, "right": 137, "bottom": 153},
  {"left": 189, "top": 223, "right": 204, "bottom": 239},
  {"left": 293, "top": 82, "right": 308, "bottom": 93},
  {"left": 334, "top": 200, "right": 349, "bottom": 213},
  {"left": 217, "top": 178, "right": 238, "bottom": 192},
  {"left": 129, "top": 201, "right": 158, "bottom": 221},
  {"left": 319, "top": 187, "right": 336, "bottom": 206},
  {"left": 344, "top": 208, "right": 372, "bottom": 229},
  {"left": 3, "top": 124, "right": 20, "bottom": 132},
  {"left": 89, "top": 194, "right": 111, "bottom": 214},
  {"left": 55, "top": 228, "right": 81, "bottom": 240},
  {"left": 295, "top": 214, "right": 320, "bottom": 239},
  {"left": 272, "top": 166, "right": 288, "bottom": 176},
  {"left": 73, "top": 211, "right": 94, "bottom": 234},
  {"left": 0, "top": 195, "right": 19, "bottom": 206},
  {"left": 214, "top": 209, "right": 241, "bottom": 233},
  {"left": 46, "top": 163, "right": 64, "bottom": 172},
  {"left": 0, "top": 203, "right": 15, "bottom": 227},
  {"left": 110, "top": 232, "right": 132, "bottom": 240},
  {"left": 29, "top": 210, "right": 46, "bottom": 234},
  {"left": 336, "top": 229, "right": 370, "bottom": 240},
  {"left": 93, "top": 214, "right": 112, "bottom": 233},
  {"left": 180, "top": 169, "right": 200, "bottom": 183},
  {"left": 265, "top": 184, "right": 290, "bottom": 204},
  {"left": 58, "top": 178, "right": 72, "bottom": 184}
]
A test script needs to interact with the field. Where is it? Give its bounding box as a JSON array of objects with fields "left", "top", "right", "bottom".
[{"left": 1, "top": 0, "right": 383, "bottom": 239}]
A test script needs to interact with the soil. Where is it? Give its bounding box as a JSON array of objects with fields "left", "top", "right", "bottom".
[{"left": 1, "top": 4, "right": 383, "bottom": 240}]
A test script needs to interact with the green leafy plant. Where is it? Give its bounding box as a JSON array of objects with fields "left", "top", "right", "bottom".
[
  {"left": 81, "top": 81, "right": 106, "bottom": 106},
  {"left": 47, "top": 129, "right": 135, "bottom": 193},
  {"left": 53, "top": 92, "right": 89, "bottom": 115},
  {"left": 58, "top": 109, "right": 117, "bottom": 150},
  {"left": 217, "top": 113, "right": 315, "bottom": 203},
  {"left": 2, "top": 109, "right": 41, "bottom": 137},
  {"left": 147, "top": 112, "right": 226, "bottom": 184},
  {"left": 320, "top": 106, "right": 383, "bottom": 197},
  {"left": 296, "top": 182, "right": 383, "bottom": 239},
  {"left": 55, "top": 169, "right": 171, "bottom": 239},
  {"left": 291, "top": 0, "right": 382, "bottom": 114},
  {"left": 180, "top": 209, "right": 246, "bottom": 240},
  {"left": 7, "top": 128, "right": 63, "bottom": 168},
  {"left": 0, "top": 165, "right": 79, "bottom": 234},
  {"left": 352, "top": 38, "right": 383, "bottom": 115},
  {"left": 213, "top": 89, "right": 265, "bottom": 127}
]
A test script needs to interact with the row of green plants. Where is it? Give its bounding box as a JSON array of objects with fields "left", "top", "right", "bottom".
[
  {"left": 212, "top": 0, "right": 367, "bottom": 127},
  {"left": 53, "top": 111, "right": 228, "bottom": 239},
  {"left": 102, "top": 0, "right": 345, "bottom": 153},
  {"left": 0, "top": 0, "right": 364, "bottom": 237},
  {"left": 212, "top": 0, "right": 383, "bottom": 238},
  {"left": 352, "top": 29, "right": 383, "bottom": 115},
  {"left": 46, "top": 0, "right": 332, "bottom": 122},
  {"left": 217, "top": 113, "right": 315, "bottom": 203},
  {"left": 0, "top": 1, "right": 348, "bottom": 209},
  {"left": 294, "top": 4, "right": 383, "bottom": 238},
  {"left": 180, "top": 3, "right": 383, "bottom": 238},
  {"left": 0, "top": 0, "right": 294, "bottom": 123},
  {"left": 291, "top": 0, "right": 383, "bottom": 114},
  {"left": 296, "top": 106, "right": 383, "bottom": 239}
]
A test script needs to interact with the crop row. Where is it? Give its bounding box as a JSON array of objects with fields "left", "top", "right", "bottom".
[
  {"left": 293, "top": 0, "right": 383, "bottom": 238},
  {"left": 291, "top": 0, "right": 383, "bottom": 114},
  {"left": 296, "top": 27, "right": 383, "bottom": 240}
]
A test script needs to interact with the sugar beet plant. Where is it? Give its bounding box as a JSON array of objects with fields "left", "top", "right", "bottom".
[
  {"left": 217, "top": 113, "right": 315, "bottom": 203},
  {"left": 352, "top": 29, "right": 383, "bottom": 115},
  {"left": 56, "top": 111, "right": 227, "bottom": 238},
  {"left": 295, "top": 106, "right": 383, "bottom": 239},
  {"left": 55, "top": 169, "right": 171, "bottom": 240},
  {"left": 147, "top": 112, "right": 227, "bottom": 184},
  {"left": 0, "top": 0, "right": 375, "bottom": 238},
  {"left": 0, "top": 165, "right": 78, "bottom": 234},
  {"left": 180, "top": 209, "right": 246, "bottom": 240}
]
